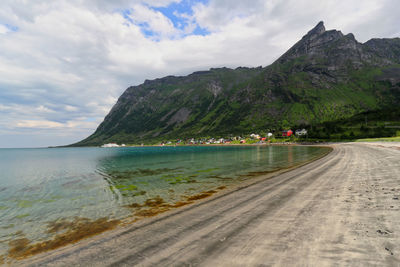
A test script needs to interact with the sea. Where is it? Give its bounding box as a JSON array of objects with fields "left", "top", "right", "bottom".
[{"left": 0, "top": 145, "right": 330, "bottom": 261}]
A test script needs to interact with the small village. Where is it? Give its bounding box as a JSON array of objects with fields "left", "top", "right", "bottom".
[
  {"left": 101, "top": 129, "right": 308, "bottom": 147},
  {"left": 170, "top": 128, "right": 308, "bottom": 146}
]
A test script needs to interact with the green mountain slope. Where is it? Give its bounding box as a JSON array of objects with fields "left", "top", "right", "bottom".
[{"left": 74, "top": 22, "right": 400, "bottom": 146}]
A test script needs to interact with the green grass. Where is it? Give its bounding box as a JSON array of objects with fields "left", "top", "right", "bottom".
[{"left": 355, "top": 136, "right": 400, "bottom": 142}]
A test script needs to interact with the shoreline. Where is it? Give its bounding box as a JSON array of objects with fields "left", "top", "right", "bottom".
[
  {"left": 20, "top": 142, "right": 400, "bottom": 266},
  {"left": 9, "top": 144, "right": 333, "bottom": 265}
]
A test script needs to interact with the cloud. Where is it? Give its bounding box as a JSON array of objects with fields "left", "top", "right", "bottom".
[
  {"left": 64, "top": 105, "right": 79, "bottom": 112},
  {"left": 0, "top": 24, "right": 10, "bottom": 34},
  {"left": 0, "top": 0, "right": 399, "bottom": 147},
  {"left": 15, "top": 119, "right": 99, "bottom": 129},
  {"left": 16, "top": 120, "right": 64, "bottom": 129},
  {"left": 125, "top": 5, "right": 177, "bottom": 38}
]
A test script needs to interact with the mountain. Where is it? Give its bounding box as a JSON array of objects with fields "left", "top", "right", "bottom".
[{"left": 74, "top": 22, "right": 400, "bottom": 146}]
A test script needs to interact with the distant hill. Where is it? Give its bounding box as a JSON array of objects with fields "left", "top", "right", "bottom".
[{"left": 73, "top": 21, "right": 400, "bottom": 146}]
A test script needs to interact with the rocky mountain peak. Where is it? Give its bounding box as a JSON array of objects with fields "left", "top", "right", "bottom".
[
  {"left": 276, "top": 21, "right": 345, "bottom": 64},
  {"left": 306, "top": 21, "right": 326, "bottom": 37}
]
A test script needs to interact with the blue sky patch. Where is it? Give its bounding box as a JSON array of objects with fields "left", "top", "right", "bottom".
[
  {"left": 119, "top": 0, "right": 209, "bottom": 39},
  {"left": 5, "top": 23, "right": 18, "bottom": 32},
  {"left": 0, "top": 23, "right": 18, "bottom": 33},
  {"left": 121, "top": 9, "right": 134, "bottom": 24},
  {"left": 192, "top": 24, "right": 209, "bottom": 36},
  {"left": 153, "top": 0, "right": 208, "bottom": 29}
]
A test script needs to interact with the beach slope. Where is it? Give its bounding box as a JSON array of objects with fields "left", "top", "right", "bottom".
[{"left": 25, "top": 143, "right": 400, "bottom": 266}]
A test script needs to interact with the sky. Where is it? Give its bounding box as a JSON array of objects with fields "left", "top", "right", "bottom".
[{"left": 0, "top": 0, "right": 399, "bottom": 148}]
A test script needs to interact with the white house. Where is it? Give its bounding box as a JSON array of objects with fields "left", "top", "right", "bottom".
[
  {"left": 295, "top": 129, "right": 308, "bottom": 136},
  {"left": 250, "top": 133, "right": 260, "bottom": 139}
]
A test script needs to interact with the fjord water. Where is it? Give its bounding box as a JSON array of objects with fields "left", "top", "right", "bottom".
[{"left": 0, "top": 145, "right": 330, "bottom": 258}]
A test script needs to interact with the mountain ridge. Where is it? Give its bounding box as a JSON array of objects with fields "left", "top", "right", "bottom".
[{"left": 73, "top": 22, "right": 400, "bottom": 146}]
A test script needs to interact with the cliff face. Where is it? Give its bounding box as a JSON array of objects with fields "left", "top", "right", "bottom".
[{"left": 75, "top": 22, "right": 400, "bottom": 146}]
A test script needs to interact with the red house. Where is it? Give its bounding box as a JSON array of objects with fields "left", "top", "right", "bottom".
[{"left": 282, "top": 130, "right": 293, "bottom": 137}]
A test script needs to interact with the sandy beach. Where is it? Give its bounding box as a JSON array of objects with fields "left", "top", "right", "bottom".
[{"left": 20, "top": 142, "right": 400, "bottom": 266}]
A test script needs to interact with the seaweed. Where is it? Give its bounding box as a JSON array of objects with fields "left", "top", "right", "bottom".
[
  {"left": 127, "top": 185, "right": 227, "bottom": 219},
  {"left": 144, "top": 196, "right": 165, "bottom": 207},
  {"left": 109, "top": 183, "right": 146, "bottom": 197},
  {"left": 197, "top": 168, "right": 219, "bottom": 173},
  {"left": 8, "top": 217, "right": 120, "bottom": 260},
  {"left": 107, "top": 167, "right": 182, "bottom": 180},
  {"left": 126, "top": 203, "right": 142, "bottom": 208},
  {"left": 15, "top": 214, "right": 30, "bottom": 219},
  {"left": 135, "top": 209, "right": 165, "bottom": 217},
  {"left": 208, "top": 175, "right": 233, "bottom": 180},
  {"left": 17, "top": 200, "right": 34, "bottom": 208},
  {"left": 239, "top": 170, "right": 274, "bottom": 178},
  {"left": 170, "top": 201, "right": 191, "bottom": 208},
  {"left": 135, "top": 191, "right": 147, "bottom": 196},
  {"left": 128, "top": 196, "right": 193, "bottom": 218},
  {"left": 163, "top": 175, "right": 197, "bottom": 184},
  {"left": 2, "top": 224, "right": 14, "bottom": 229},
  {"left": 186, "top": 190, "right": 216, "bottom": 201}
]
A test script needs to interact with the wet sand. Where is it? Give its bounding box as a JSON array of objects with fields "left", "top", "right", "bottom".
[{"left": 19, "top": 142, "right": 400, "bottom": 266}]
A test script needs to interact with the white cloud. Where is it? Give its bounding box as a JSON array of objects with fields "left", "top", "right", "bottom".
[
  {"left": 0, "top": 24, "right": 10, "bottom": 34},
  {"left": 127, "top": 4, "right": 177, "bottom": 38},
  {"left": 15, "top": 119, "right": 99, "bottom": 129},
  {"left": 16, "top": 120, "right": 64, "bottom": 129},
  {"left": 0, "top": 0, "right": 399, "bottom": 147},
  {"left": 36, "top": 105, "right": 54, "bottom": 113},
  {"left": 64, "top": 105, "right": 79, "bottom": 112}
]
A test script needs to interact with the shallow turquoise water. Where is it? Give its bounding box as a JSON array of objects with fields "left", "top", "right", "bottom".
[{"left": 0, "top": 145, "right": 330, "bottom": 257}]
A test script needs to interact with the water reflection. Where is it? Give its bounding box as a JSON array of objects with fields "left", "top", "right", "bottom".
[
  {"left": 288, "top": 146, "right": 293, "bottom": 165},
  {"left": 269, "top": 146, "right": 274, "bottom": 165}
]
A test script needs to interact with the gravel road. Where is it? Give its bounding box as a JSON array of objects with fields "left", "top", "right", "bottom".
[{"left": 24, "top": 143, "right": 400, "bottom": 266}]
